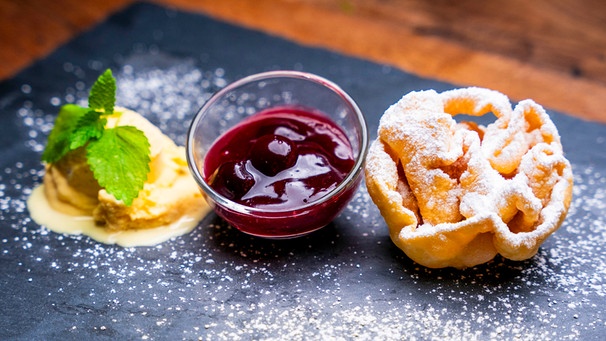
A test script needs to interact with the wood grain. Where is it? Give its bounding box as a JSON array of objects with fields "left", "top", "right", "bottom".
[
  {"left": 2, "top": 0, "right": 605, "bottom": 123},
  {"left": 0, "top": 0, "right": 130, "bottom": 77}
]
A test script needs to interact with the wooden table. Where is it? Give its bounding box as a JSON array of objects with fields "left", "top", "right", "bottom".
[{"left": 2, "top": 0, "right": 605, "bottom": 123}]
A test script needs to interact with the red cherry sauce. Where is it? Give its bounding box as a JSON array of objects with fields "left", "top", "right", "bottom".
[{"left": 204, "top": 107, "right": 355, "bottom": 211}]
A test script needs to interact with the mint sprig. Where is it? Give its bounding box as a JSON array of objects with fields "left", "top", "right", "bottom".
[
  {"left": 70, "top": 110, "right": 106, "bottom": 150},
  {"left": 88, "top": 69, "right": 116, "bottom": 113},
  {"left": 42, "top": 69, "right": 151, "bottom": 206},
  {"left": 41, "top": 104, "right": 89, "bottom": 163}
]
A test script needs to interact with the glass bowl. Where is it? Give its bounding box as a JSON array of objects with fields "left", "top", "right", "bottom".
[{"left": 186, "top": 71, "right": 368, "bottom": 238}]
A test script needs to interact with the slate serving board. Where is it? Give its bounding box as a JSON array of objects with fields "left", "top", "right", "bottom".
[{"left": 1, "top": 3, "right": 605, "bottom": 340}]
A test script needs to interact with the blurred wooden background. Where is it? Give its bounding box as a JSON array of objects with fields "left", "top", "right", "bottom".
[{"left": 1, "top": 0, "right": 605, "bottom": 122}]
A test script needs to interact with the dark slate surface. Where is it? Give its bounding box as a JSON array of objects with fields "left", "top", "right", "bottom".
[{"left": 1, "top": 2, "right": 605, "bottom": 340}]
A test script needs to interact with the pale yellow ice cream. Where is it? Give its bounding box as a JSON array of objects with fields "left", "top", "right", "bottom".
[{"left": 42, "top": 107, "right": 207, "bottom": 231}]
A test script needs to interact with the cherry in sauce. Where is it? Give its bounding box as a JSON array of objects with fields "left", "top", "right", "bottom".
[{"left": 204, "top": 107, "right": 355, "bottom": 211}]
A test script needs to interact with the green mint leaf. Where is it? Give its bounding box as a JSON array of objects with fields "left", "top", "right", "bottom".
[
  {"left": 69, "top": 110, "right": 106, "bottom": 150},
  {"left": 42, "top": 69, "right": 152, "bottom": 208},
  {"left": 88, "top": 69, "right": 116, "bottom": 114},
  {"left": 86, "top": 126, "right": 151, "bottom": 206},
  {"left": 41, "top": 104, "right": 89, "bottom": 163}
]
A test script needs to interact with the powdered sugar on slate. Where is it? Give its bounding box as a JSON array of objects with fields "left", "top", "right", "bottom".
[{"left": 2, "top": 61, "right": 605, "bottom": 339}]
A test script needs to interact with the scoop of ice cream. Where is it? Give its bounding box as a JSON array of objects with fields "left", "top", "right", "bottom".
[{"left": 43, "top": 107, "right": 206, "bottom": 230}]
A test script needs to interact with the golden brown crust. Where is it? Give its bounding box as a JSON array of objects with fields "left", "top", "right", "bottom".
[{"left": 365, "top": 87, "right": 573, "bottom": 268}]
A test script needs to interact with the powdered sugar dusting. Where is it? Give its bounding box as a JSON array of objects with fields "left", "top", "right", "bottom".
[{"left": 1, "top": 63, "right": 605, "bottom": 339}]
